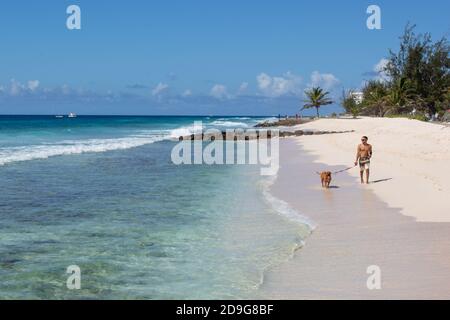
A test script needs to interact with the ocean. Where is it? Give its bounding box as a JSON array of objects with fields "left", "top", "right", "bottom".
[{"left": 0, "top": 115, "right": 312, "bottom": 299}]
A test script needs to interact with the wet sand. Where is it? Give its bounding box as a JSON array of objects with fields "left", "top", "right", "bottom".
[{"left": 260, "top": 139, "right": 450, "bottom": 299}]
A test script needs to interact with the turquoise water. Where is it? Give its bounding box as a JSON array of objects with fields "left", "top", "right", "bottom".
[{"left": 0, "top": 115, "right": 311, "bottom": 299}]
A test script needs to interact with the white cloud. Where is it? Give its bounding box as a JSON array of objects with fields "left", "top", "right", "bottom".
[
  {"left": 237, "top": 82, "right": 249, "bottom": 95},
  {"left": 373, "top": 58, "right": 390, "bottom": 82},
  {"left": 151, "top": 82, "right": 169, "bottom": 96},
  {"left": 6, "top": 79, "right": 41, "bottom": 96},
  {"left": 309, "top": 71, "right": 340, "bottom": 91},
  {"left": 10, "top": 79, "right": 25, "bottom": 95},
  {"left": 182, "top": 89, "right": 192, "bottom": 97},
  {"left": 256, "top": 71, "right": 303, "bottom": 97},
  {"left": 210, "top": 84, "right": 229, "bottom": 99},
  {"left": 61, "top": 84, "right": 71, "bottom": 95},
  {"left": 0, "top": 81, "right": 133, "bottom": 104},
  {"left": 374, "top": 58, "right": 389, "bottom": 73},
  {"left": 27, "top": 80, "right": 40, "bottom": 91}
]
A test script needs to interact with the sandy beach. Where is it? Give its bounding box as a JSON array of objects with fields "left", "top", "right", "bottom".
[
  {"left": 260, "top": 117, "right": 450, "bottom": 299},
  {"left": 295, "top": 117, "right": 450, "bottom": 222}
]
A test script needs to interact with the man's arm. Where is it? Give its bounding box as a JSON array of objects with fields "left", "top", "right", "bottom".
[
  {"left": 368, "top": 145, "right": 373, "bottom": 158},
  {"left": 354, "top": 145, "right": 360, "bottom": 165}
]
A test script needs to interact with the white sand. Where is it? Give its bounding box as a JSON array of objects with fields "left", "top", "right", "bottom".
[{"left": 293, "top": 117, "right": 450, "bottom": 222}]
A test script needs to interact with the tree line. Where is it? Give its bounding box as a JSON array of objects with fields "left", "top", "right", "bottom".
[{"left": 304, "top": 24, "right": 449, "bottom": 120}]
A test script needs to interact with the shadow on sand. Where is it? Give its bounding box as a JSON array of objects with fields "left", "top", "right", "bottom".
[
  {"left": 321, "top": 179, "right": 392, "bottom": 189},
  {"left": 370, "top": 178, "right": 393, "bottom": 184}
]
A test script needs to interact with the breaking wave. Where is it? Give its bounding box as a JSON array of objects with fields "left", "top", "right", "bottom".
[{"left": 0, "top": 134, "right": 167, "bottom": 166}]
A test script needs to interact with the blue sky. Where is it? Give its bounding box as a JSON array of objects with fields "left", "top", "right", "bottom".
[{"left": 0, "top": 0, "right": 449, "bottom": 115}]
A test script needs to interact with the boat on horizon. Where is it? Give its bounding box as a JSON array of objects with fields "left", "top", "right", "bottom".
[{"left": 68, "top": 112, "right": 77, "bottom": 118}]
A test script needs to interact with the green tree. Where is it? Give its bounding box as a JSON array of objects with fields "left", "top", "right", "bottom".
[
  {"left": 386, "top": 24, "right": 450, "bottom": 114},
  {"left": 361, "top": 80, "right": 389, "bottom": 117},
  {"left": 341, "top": 90, "right": 362, "bottom": 118},
  {"left": 302, "top": 87, "right": 333, "bottom": 118},
  {"left": 383, "top": 77, "right": 419, "bottom": 114}
]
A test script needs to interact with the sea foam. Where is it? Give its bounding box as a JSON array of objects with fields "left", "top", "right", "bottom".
[
  {"left": 260, "top": 175, "right": 317, "bottom": 230},
  {"left": 0, "top": 134, "right": 167, "bottom": 166}
]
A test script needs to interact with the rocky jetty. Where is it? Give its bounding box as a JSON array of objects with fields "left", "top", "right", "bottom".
[
  {"left": 254, "top": 118, "right": 313, "bottom": 127},
  {"left": 178, "top": 129, "right": 355, "bottom": 141}
]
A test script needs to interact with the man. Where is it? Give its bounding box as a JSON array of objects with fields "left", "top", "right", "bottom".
[{"left": 354, "top": 136, "right": 373, "bottom": 184}]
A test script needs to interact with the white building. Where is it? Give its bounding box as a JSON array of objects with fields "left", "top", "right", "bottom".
[{"left": 351, "top": 92, "right": 364, "bottom": 105}]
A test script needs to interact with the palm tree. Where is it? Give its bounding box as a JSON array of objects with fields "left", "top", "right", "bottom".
[
  {"left": 302, "top": 87, "right": 333, "bottom": 118},
  {"left": 361, "top": 80, "right": 389, "bottom": 117},
  {"left": 384, "top": 77, "right": 417, "bottom": 114}
]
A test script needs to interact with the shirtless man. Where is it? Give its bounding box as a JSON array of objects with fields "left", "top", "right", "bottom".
[{"left": 354, "top": 136, "right": 373, "bottom": 184}]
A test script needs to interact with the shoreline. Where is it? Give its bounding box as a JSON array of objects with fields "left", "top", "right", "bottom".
[{"left": 259, "top": 118, "right": 450, "bottom": 299}]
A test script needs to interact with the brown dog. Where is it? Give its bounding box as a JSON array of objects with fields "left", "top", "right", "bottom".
[{"left": 320, "top": 171, "right": 332, "bottom": 188}]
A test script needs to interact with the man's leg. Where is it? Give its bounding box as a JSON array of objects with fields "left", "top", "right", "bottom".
[
  {"left": 366, "top": 169, "right": 370, "bottom": 184},
  {"left": 360, "top": 168, "right": 364, "bottom": 183}
]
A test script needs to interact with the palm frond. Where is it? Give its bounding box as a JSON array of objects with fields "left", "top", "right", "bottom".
[{"left": 301, "top": 86, "right": 334, "bottom": 117}]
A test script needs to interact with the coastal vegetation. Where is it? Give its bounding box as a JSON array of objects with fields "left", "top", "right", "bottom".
[
  {"left": 343, "top": 24, "right": 449, "bottom": 120},
  {"left": 341, "top": 89, "right": 361, "bottom": 118}
]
